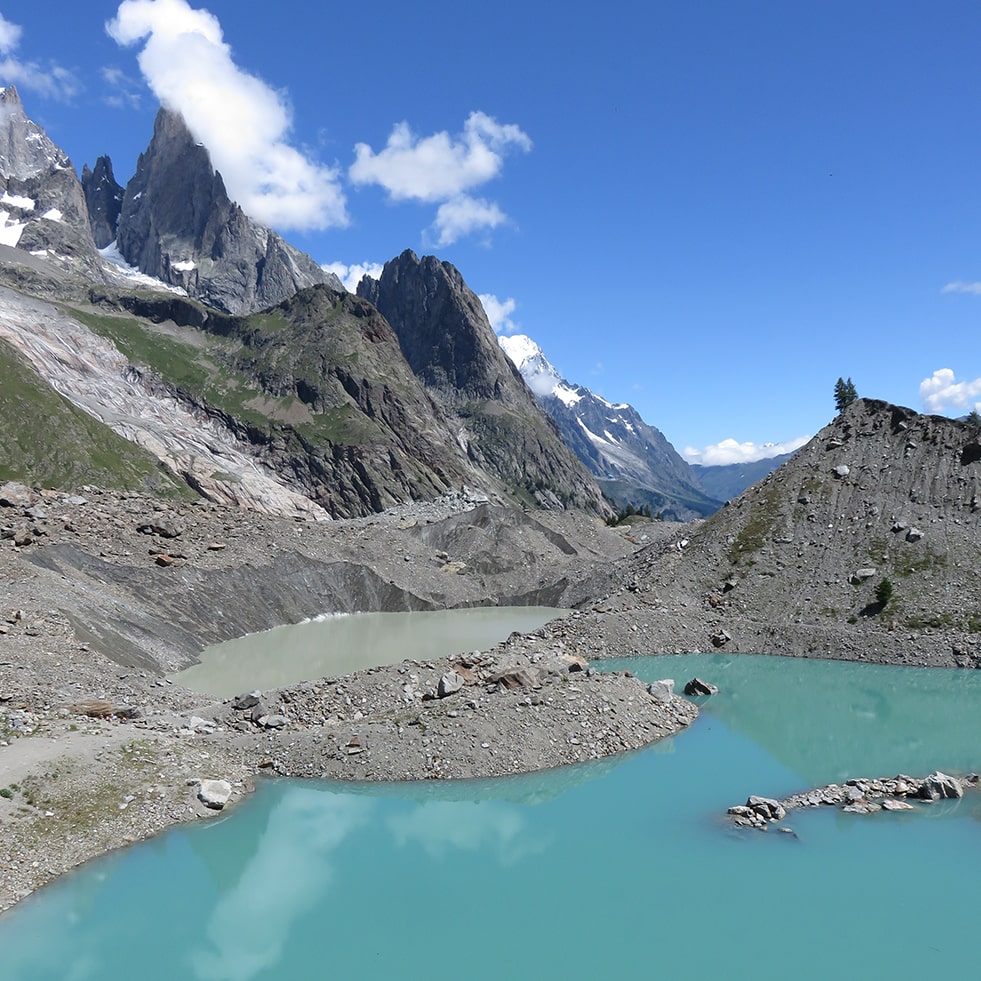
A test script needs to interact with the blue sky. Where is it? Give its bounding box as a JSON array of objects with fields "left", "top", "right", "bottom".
[{"left": 3, "top": 1, "right": 981, "bottom": 465}]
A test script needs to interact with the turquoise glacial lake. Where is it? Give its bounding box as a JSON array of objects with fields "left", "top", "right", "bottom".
[{"left": 2, "top": 653, "right": 980, "bottom": 980}]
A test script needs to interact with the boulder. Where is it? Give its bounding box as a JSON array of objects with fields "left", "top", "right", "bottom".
[
  {"left": 257, "top": 714, "right": 288, "bottom": 730},
  {"left": 918, "top": 771, "right": 963, "bottom": 801},
  {"left": 489, "top": 666, "right": 544, "bottom": 690},
  {"left": 747, "top": 795, "right": 787, "bottom": 822},
  {"left": 437, "top": 671, "right": 465, "bottom": 698},
  {"left": 647, "top": 679, "right": 675, "bottom": 702},
  {"left": 684, "top": 678, "right": 719, "bottom": 696},
  {"left": 0, "top": 482, "right": 35, "bottom": 508},
  {"left": 137, "top": 517, "right": 183, "bottom": 538},
  {"left": 710, "top": 630, "right": 731, "bottom": 648},
  {"left": 880, "top": 799, "right": 915, "bottom": 812},
  {"left": 197, "top": 779, "right": 232, "bottom": 810},
  {"left": 850, "top": 569, "right": 877, "bottom": 584}
]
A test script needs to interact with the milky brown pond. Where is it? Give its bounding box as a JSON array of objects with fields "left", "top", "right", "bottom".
[{"left": 171, "top": 606, "right": 566, "bottom": 698}]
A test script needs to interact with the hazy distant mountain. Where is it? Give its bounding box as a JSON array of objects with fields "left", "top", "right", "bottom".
[
  {"left": 691, "top": 453, "right": 793, "bottom": 502},
  {"left": 499, "top": 333, "right": 720, "bottom": 520}
]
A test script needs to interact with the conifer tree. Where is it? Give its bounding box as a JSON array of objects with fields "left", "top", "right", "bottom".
[{"left": 834, "top": 377, "right": 858, "bottom": 412}]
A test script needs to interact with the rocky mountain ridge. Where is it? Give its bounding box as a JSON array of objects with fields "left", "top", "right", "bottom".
[
  {"left": 111, "top": 108, "right": 342, "bottom": 315},
  {"left": 0, "top": 94, "right": 606, "bottom": 516},
  {"left": 0, "top": 86, "right": 105, "bottom": 279},
  {"left": 359, "top": 251, "right": 607, "bottom": 512},
  {"left": 500, "top": 332, "right": 720, "bottom": 519}
]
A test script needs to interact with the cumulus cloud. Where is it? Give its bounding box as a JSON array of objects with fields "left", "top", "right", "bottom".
[
  {"left": 942, "top": 281, "right": 981, "bottom": 295},
  {"left": 919, "top": 368, "right": 981, "bottom": 414},
  {"left": 683, "top": 436, "right": 811, "bottom": 467},
  {"left": 350, "top": 111, "right": 531, "bottom": 244},
  {"left": 479, "top": 293, "right": 520, "bottom": 335},
  {"left": 431, "top": 195, "right": 508, "bottom": 246},
  {"left": 0, "top": 13, "right": 79, "bottom": 100},
  {"left": 321, "top": 260, "right": 383, "bottom": 293},
  {"left": 107, "top": 0, "right": 347, "bottom": 232}
]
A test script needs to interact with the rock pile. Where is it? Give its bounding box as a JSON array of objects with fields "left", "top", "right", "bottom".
[{"left": 729, "top": 770, "right": 978, "bottom": 830}]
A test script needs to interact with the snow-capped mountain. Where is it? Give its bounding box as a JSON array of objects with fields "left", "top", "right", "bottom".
[
  {"left": 0, "top": 85, "right": 104, "bottom": 276},
  {"left": 500, "top": 334, "right": 721, "bottom": 519}
]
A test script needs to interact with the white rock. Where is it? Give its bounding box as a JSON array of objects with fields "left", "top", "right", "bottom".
[{"left": 197, "top": 779, "right": 232, "bottom": 810}]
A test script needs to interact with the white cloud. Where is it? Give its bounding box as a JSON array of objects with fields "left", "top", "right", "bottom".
[
  {"left": 350, "top": 112, "right": 531, "bottom": 202},
  {"left": 107, "top": 0, "right": 347, "bottom": 232},
  {"left": 942, "top": 281, "right": 981, "bottom": 295},
  {"left": 479, "top": 293, "right": 519, "bottom": 334},
  {"left": 0, "top": 14, "right": 79, "bottom": 100},
  {"left": 350, "top": 111, "right": 531, "bottom": 244},
  {"left": 919, "top": 368, "right": 981, "bottom": 414},
  {"left": 321, "top": 260, "right": 383, "bottom": 293},
  {"left": 430, "top": 194, "right": 508, "bottom": 246},
  {"left": 0, "top": 14, "right": 22, "bottom": 54},
  {"left": 683, "top": 435, "right": 811, "bottom": 466}
]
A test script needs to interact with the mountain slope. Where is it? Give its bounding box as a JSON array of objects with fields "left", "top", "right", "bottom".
[
  {"left": 616, "top": 398, "right": 981, "bottom": 662},
  {"left": 359, "top": 252, "right": 607, "bottom": 511},
  {"left": 500, "top": 333, "right": 720, "bottom": 520},
  {"left": 112, "top": 108, "right": 341, "bottom": 315}
]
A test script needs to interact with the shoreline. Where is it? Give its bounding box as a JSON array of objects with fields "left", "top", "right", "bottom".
[{"left": 2, "top": 484, "right": 978, "bottom": 914}]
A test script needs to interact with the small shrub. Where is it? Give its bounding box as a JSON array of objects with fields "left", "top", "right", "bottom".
[
  {"left": 875, "top": 578, "right": 894, "bottom": 608},
  {"left": 0, "top": 787, "right": 12, "bottom": 799}
]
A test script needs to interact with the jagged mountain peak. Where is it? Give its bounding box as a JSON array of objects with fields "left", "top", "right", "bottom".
[
  {"left": 111, "top": 104, "right": 341, "bottom": 315},
  {"left": 359, "top": 252, "right": 608, "bottom": 512},
  {"left": 499, "top": 333, "right": 585, "bottom": 406},
  {"left": 359, "top": 249, "right": 522, "bottom": 399},
  {"left": 81, "top": 155, "right": 123, "bottom": 250},
  {"left": 0, "top": 85, "right": 72, "bottom": 181},
  {"left": 0, "top": 87, "right": 102, "bottom": 273}
]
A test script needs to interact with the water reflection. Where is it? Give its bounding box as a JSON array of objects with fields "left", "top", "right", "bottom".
[
  {"left": 190, "top": 789, "right": 373, "bottom": 981},
  {"left": 387, "top": 800, "right": 551, "bottom": 864}
]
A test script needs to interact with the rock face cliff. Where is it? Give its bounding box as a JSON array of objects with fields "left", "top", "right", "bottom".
[
  {"left": 80, "top": 156, "right": 124, "bottom": 250},
  {"left": 500, "top": 333, "right": 720, "bottom": 520},
  {"left": 0, "top": 86, "right": 103, "bottom": 277},
  {"left": 113, "top": 108, "right": 341, "bottom": 315},
  {"left": 359, "top": 251, "right": 607, "bottom": 511}
]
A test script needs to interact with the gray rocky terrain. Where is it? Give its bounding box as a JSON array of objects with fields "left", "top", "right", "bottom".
[
  {"left": 1, "top": 399, "right": 979, "bottom": 912},
  {"left": 0, "top": 483, "right": 692, "bottom": 910}
]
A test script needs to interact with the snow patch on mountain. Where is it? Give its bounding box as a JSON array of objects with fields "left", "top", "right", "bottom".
[
  {"left": 499, "top": 333, "right": 584, "bottom": 405},
  {"left": 500, "top": 331, "right": 722, "bottom": 519},
  {"left": 100, "top": 241, "right": 188, "bottom": 296}
]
